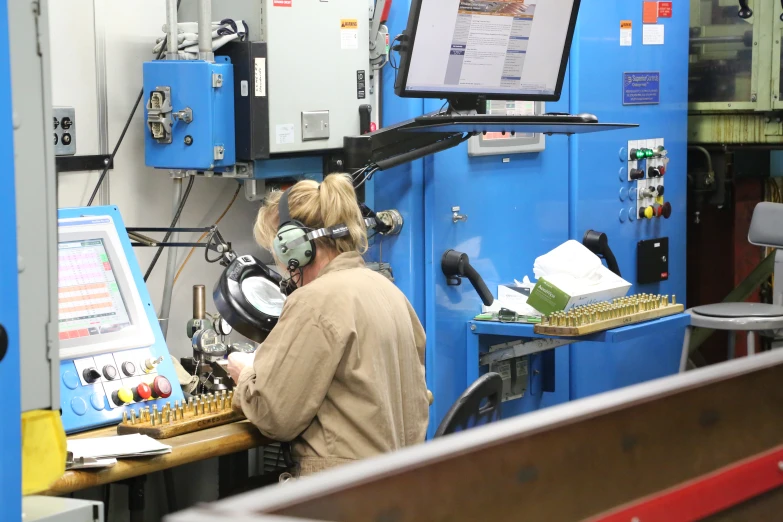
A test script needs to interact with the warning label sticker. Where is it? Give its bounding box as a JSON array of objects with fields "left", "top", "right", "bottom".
[
  {"left": 273, "top": 0, "right": 291, "bottom": 6},
  {"left": 341, "top": 19, "right": 358, "bottom": 49},
  {"left": 620, "top": 20, "right": 632, "bottom": 47}
]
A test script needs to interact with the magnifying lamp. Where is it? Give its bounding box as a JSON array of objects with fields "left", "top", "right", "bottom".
[{"left": 213, "top": 255, "right": 287, "bottom": 343}]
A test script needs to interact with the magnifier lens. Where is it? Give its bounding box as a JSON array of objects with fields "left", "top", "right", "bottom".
[{"left": 240, "top": 276, "right": 286, "bottom": 316}]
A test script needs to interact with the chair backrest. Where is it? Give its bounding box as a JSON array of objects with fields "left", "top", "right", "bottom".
[
  {"left": 749, "top": 202, "right": 783, "bottom": 249},
  {"left": 433, "top": 372, "right": 503, "bottom": 438}
]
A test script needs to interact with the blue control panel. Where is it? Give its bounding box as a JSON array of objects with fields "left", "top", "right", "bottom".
[
  {"left": 58, "top": 206, "right": 184, "bottom": 434},
  {"left": 143, "top": 56, "right": 235, "bottom": 171}
]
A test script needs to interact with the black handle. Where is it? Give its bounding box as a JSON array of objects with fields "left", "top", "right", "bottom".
[
  {"left": 441, "top": 250, "right": 494, "bottom": 306},
  {"left": 738, "top": 0, "right": 752, "bottom": 18},
  {"left": 0, "top": 324, "right": 6, "bottom": 363},
  {"left": 582, "top": 230, "right": 622, "bottom": 278},
  {"left": 359, "top": 104, "right": 372, "bottom": 134}
]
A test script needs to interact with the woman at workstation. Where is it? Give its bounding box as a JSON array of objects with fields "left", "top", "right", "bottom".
[{"left": 227, "top": 173, "right": 429, "bottom": 477}]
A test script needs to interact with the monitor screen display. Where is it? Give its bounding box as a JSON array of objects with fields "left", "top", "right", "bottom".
[
  {"left": 58, "top": 238, "right": 133, "bottom": 340},
  {"left": 397, "top": 0, "right": 579, "bottom": 100}
]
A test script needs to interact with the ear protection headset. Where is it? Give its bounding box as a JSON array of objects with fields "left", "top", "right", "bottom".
[{"left": 273, "top": 188, "right": 317, "bottom": 272}]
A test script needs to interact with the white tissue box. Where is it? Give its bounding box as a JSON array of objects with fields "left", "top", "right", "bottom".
[{"left": 527, "top": 266, "right": 631, "bottom": 315}]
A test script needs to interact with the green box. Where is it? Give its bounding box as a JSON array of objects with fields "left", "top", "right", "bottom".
[{"left": 526, "top": 278, "right": 571, "bottom": 315}]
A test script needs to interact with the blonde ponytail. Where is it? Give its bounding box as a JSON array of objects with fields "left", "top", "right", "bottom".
[
  {"left": 253, "top": 174, "right": 368, "bottom": 257},
  {"left": 319, "top": 174, "right": 368, "bottom": 254}
]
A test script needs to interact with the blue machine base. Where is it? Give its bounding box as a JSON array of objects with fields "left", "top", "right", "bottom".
[{"left": 58, "top": 206, "right": 185, "bottom": 434}]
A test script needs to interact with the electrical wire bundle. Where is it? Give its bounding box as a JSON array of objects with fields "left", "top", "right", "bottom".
[{"left": 353, "top": 164, "right": 379, "bottom": 190}]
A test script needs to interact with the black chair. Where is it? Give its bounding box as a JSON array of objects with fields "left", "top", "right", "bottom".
[{"left": 433, "top": 372, "right": 504, "bottom": 438}]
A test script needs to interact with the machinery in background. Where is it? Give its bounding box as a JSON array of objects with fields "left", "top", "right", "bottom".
[
  {"left": 57, "top": 206, "right": 185, "bottom": 434},
  {"left": 688, "top": 0, "right": 783, "bottom": 145},
  {"left": 368, "top": 0, "right": 688, "bottom": 436},
  {"left": 143, "top": 0, "right": 235, "bottom": 171},
  {"left": 148, "top": 0, "right": 390, "bottom": 180}
]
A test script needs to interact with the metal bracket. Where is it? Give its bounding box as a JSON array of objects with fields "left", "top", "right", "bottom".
[
  {"left": 479, "top": 338, "right": 574, "bottom": 367},
  {"left": 55, "top": 154, "right": 113, "bottom": 172},
  {"left": 212, "top": 73, "right": 223, "bottom": 88},
  {"left": 214, "top": 145, "right": 225, "bottom": 161}
]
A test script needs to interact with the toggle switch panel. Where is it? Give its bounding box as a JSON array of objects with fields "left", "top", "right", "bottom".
[
  {"left": 629, "top": 138, "right": 670, "bottom": 221},
  {"left": 53, "top": 106, "right": 76, "bottom": 156}
]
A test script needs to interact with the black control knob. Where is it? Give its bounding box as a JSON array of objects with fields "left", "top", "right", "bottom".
[
  {"left": 121, "top": 361, "right": 136, "bottom": 377},
  {"left": 82, "top": 368, "right": 101, "bottom": 384},
  {"left": 103, "top": 365, "right": 118, "bottom": 381},
  {"left": 657, "top": 185, "right": 665, "bottom": 196},
  {"left": 648, "top": 166, "right": 661, "bottom": 178},
  {"left": 662, "top": 202, "right": 672, "bottom": 219},
  {"left": 629, "top": 168, "right": 644, "bottom": 180}
]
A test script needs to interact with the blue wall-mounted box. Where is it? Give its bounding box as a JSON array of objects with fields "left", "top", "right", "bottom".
[{"left": 143, "top": 57, "right": 235, "bottom": 171}]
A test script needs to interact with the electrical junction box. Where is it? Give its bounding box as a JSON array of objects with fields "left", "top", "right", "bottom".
[
  {"left": 468, "top": 101, "right": 545, "bottom": 156},
  {"left": 182, "top": 0, "right": 370, "bottom": 155},
  {"left": 637, "top": 237, "right": 669, "bottom": 284},
  {"left": 142, "top": 57, "right": 236, "bottom": 171}
]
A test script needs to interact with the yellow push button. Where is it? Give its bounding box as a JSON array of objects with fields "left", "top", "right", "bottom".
[
  {"left": 644, "top": 206, "right": 654, "bottom": 219},
  {"left": 113, "top": 388, "right": 134, "bottom": 405}
]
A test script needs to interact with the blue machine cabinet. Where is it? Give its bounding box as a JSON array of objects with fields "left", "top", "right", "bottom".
[
  {"left": 375, "top": 0, "right": 690, "bottom": 437},
  {"left": 143, "top": 57, "right": 236, "bottom": 171},
  {"left": 58, "top": 206, "right": 185, "bottom": 433},
  {"left": 0, "top": 0, "right": 21, "bottom": 513}
]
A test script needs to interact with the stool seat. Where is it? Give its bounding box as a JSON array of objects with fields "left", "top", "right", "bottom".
[{"left": 692, "top": 303, "right": 783, "bottom": 319}]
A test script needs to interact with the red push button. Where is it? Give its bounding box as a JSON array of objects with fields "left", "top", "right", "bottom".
[
  {"left": 135, "top": 382, "right": 152, "bottom": 401},
  {"left": 152, "top": 376, "right": 172, "bottom": 399}
]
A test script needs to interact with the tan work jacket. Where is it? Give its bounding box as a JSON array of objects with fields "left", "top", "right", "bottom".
[{"left": 233, "top": 252, "right": 429, "bottom": 475}]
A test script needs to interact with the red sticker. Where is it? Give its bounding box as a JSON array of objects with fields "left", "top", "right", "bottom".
[
  {"left": 273, "top": 0, "right": 291, "bottom": 6},
  {"left": 658, "top": 1, "right": 672, "bottom": 18},
  {"left": 642, "top": 1, "right": 658, "bottom": 23}
]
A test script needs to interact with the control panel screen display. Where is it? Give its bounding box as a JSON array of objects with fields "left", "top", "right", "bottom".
[
  {"left": 58, "top": 239, "right": 132, "bottom": 340},
  {"left": 403, "top": 0, "right": 576, "bottom": 97}
]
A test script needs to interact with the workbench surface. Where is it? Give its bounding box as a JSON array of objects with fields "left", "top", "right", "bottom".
[{"left": 45, "top": 421, "right": 271, "bottom": 495}]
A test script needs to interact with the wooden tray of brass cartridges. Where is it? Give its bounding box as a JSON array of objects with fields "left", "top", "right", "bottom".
[
  {"left": 117, "top": 391, "right": 245, "bottom": 439},
  {"left": 533, "top": 294, "right": 684, "bottom": 337}
]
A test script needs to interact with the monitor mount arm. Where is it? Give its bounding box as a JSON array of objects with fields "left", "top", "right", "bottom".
[{"left": 369, "top": 0, "right": 389, "bottom": 65}]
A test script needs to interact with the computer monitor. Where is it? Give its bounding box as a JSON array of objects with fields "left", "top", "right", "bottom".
[
  {"left": 395, "top": 0, "right": 581, "bottom": 101},
  {"left": 58, "top": 217, "right": 155, "bottom": 360}
]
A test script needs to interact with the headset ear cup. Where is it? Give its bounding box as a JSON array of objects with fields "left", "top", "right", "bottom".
[{"left": 274, "top": 223, "right": 314, "bottom": 268}]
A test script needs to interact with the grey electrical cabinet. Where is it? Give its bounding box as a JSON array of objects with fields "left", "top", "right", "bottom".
[{"left": 180, "top": 0, "right": 371, "bottom": 155}]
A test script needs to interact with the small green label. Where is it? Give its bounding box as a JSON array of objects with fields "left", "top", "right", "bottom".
[
  {"left": 109, "top": 282, "right": 118, "bottom": 292},
  {"left": 100, "top": 254, "right": 108, "bottom": 262},
  {"left": 527, "top": 278, "right": 571, "bottom": 315}
]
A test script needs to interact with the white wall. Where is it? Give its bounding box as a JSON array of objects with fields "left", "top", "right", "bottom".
[
  {"left": 50, "top": 2, "right": 267, "bottom": 519},
  {"left": 52, "top": 0, "right": 267, "bottom": 360}
]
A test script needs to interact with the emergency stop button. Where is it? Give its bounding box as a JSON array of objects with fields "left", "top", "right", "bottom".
[
  {"left": 152, "top": 376, "right": 172, "bottom": 399},
  {"left": 134, "top": 382, "right": 152, "bottom": 402}
]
